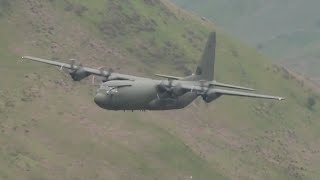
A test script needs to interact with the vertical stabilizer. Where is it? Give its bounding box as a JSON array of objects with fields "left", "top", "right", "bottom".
[{"left": 195, "top": 32, "right": 216, "bottom": 81}]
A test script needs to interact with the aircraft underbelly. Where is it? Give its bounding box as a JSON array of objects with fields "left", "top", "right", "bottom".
[
  {"left": 110, "top": 91, "right": 154, "bottom": 110},
  {"left": 148, "top": 92, "right": 198, "bottom": 110},
  {"left": 108, "top": 94, "right": 197, "bottom": 110}
]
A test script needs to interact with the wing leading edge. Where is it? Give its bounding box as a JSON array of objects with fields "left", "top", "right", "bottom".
[{"left": 22, "top": 56, "right": 146, "bottom": 81}]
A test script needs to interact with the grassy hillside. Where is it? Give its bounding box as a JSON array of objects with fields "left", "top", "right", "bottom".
[
  {"left": 283, "top": 47, "right": 320, "bottom": 85},
  {"left": 1, "top": 0, "right": 320, "bottom": 179},
  {"left": 172, "top": 0, "right": 320, "bottom": 56},
  {"left": 172, "top": 0, "right": 320, "bottom": 81}
]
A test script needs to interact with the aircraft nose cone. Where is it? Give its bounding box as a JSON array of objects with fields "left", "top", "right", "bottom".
[{"left": 94, "top": 93, "right": 108, "bottom": 107}]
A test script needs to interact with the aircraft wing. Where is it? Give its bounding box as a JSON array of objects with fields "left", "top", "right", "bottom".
[
  {"left": 22, "top": 56, "right": 146, "bottom": 81},
  {"left": 179, "top": 83, "right": 284, "bottom": 101},
  {"left": 211, "top": 88, "right": 285, "bottom": 100}
]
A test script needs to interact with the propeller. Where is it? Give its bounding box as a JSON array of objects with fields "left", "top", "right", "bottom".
[
  {"left": 91, "top": 67, "right": 111, "bottom": 97},
  {"left": 58, "top": 59, "right": 78, "bottom": 78},
  {"left": 196, "top": 80, "right": 214, "bottom": 105},
  {"left": 91, "top": 67, "right": 114, "bottom": 86},
  {"left": 57, "top": 59, "right": 90, "bottom": 81},
  {"left": 199, "top": 80, "right": 206, "bottom": 93},
  {"left": 157, "top": 79, "right": 173, "bottom": 93},
  {"left": 102, "top": 67, "right": 114, "bottom": 82},
  {"left": 166, "top": 79, "right": 174, "bottom": 92},
  {"left": 70, "top": 59, "right": 77, "bottom": 70},
  {"left": 157, "top": 79, "right": 185, "bottom": 98}
]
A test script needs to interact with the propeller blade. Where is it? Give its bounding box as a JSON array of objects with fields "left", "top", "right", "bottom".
[
  {"left": 98, "top": 67, "right": 110, "bottom": 82},
  {"left": 169, "top": 79, "right": 173, "bottom": 87},
  {"left": 92, "top": 75, "right": 96, "bottom": 85},
  {"left": 69, "top": 59, "right": 76, "bottom": 70},
  {"left": 58, "top": 66, "right": 70, "bottom": 78},
  {"left": 91, "top": 66, "right": 112, "bottom": 86},
  {"left": 108, "top": 68, "right": 114, "bottom": 74}
]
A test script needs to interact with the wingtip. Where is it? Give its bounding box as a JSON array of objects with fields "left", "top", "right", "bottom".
[
  {"left": 20, "top": 56, "right": 27, "bottom": 62},
  {"left": 279, "top": 97, "right": 285, "bottom": 101}
]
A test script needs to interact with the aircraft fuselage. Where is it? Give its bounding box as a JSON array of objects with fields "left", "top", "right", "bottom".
[{"left": 94, "top": 80, "right": 199, "bottom": 111}]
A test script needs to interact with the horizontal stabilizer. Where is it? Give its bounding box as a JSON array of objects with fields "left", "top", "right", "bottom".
[{"left": 210, "top": 81, "right": 255, "bottom": 91}]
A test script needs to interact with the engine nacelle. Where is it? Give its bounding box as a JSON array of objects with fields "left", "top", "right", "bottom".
[
  {"left": 157, "top": 83, "right": 187, "bottom": 98},
  {"left": 70, "top": 69, "right": 90, "bottom": 81},
  {"left": 202, "top": 89, "right": 222, "bottom": 103}
]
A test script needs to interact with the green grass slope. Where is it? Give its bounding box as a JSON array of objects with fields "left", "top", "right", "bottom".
[
  {"left": 172, "top": 0, "right": 320, "bottom": 56},
  {"left": 0, "top": 0, "right": 320, "bottom": 179},
  {"left": 172, "top": 0, "right": 320, "bottom": 81},
  {"left": 283, "top": 47, "right": 320, "bottom": 85}
]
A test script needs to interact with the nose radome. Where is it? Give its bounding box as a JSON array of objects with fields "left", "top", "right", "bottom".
[{"left": 94, "top": 93, "right": 108, "bottom": 107}]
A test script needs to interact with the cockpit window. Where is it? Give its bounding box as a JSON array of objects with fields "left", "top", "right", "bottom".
[
  {"left": 99, "top": 84, "right": 118, "bottom": 95},
  {"left": 100, "top": 84, "right": 112, "bottom": 90},
  {"left": 108, "top": 88, "right": 118, "bottom": 94}
]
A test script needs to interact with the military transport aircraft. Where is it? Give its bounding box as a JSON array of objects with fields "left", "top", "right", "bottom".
[{"left": 22, "top": 32, "right": 284, "bottom": 111}]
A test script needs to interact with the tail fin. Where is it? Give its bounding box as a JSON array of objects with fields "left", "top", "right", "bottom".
[{"left": 195, "top": 32, "right": 216, "bottom": 81}]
